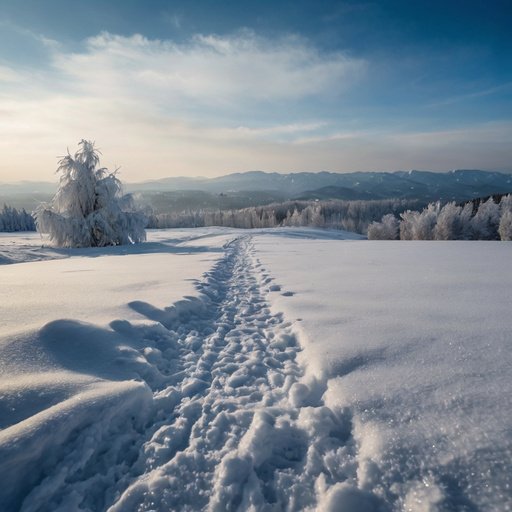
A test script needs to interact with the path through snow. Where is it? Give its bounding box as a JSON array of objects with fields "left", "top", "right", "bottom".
[{"left": 20, "top": 236, "right": 375, "bottom": 512}]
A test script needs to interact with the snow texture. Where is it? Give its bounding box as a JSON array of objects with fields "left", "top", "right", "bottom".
[
  {"left": 0, "top": 228, "right": 510, "bottom": 511},
  {"left": 255, "top": 236, "right": 512, "bottom": 511}
]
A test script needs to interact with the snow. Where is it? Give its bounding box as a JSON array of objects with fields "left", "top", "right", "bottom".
[
  {"left": 0, "top": 229, "right": 223, "bottom": 510},
  {"left": 255, "top": 238, "right": 512, "bottom": 510},
  {"left": 1, "top": 230, "right": 222, "bottom": 336},
  {"left": 1, "top": 228, "right": 510, "bottom": 511},
  {"left": 0, "top": 232, "right": 65, "bottom": 264}
]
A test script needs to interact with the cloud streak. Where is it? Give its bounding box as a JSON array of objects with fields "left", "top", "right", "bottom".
[{"left": 427, "top": 81, "right": 512, "bottom": 108}]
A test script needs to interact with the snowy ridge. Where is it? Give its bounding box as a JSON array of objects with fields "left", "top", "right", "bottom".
[{"left": 14, "top": 235, "right": 375, "bottom": 511}]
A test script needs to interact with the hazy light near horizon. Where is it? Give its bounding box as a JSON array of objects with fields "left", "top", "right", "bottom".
[{"left": 0, "top": 28, "right": 511, "bottom": 182}]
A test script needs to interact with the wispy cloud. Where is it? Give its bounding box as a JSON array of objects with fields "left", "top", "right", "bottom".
[
  {"left": 0, "top": 64, "right": 23, "bottom": 83},
  {"left": 0, "top": 19, "right": 59, "bottom": 50},
  {"left": 228, "top": 122, "right": 327, "bottom": 139},
  {"left": 161, "top": 12, "right": 183, "bottom": 30},
  {"left": 52, "top": 31, "right": 365, "bottom": 107},
  {"left": 428, "top": 81, "right": 512, "bottom": 107}
]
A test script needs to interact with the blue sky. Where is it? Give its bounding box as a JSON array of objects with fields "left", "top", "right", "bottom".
[{"left": 0, "top": 0, "right": 511, "bottom": 181}]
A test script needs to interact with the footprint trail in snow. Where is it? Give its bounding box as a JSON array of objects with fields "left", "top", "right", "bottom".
[{"left": 23, "top": 236, "right": 359, "bottom": 512}]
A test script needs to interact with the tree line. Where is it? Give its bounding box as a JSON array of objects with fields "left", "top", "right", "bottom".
[
  {"left": 146, "top": 198, "right": 423, "bottom": 234},
  {"left": 0, "top": 205, "right": 36, "bottom": 232},
  {"left": 368, "top": 195, "right": 512, "bottom": 240}
]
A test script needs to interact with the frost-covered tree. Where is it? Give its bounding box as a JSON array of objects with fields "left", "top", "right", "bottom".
[
  {"left": 367, "top": 214, "right": 399, "bottom": 240},
  {"left": 399, "top": 203, "right": 439, "bottom": 240},
  {"left": 309, "top": 205, "right": 325, "bottom": 227},
  {"left": 500, "top": 194, "right": 512, "bottom": 214},
  {"left": 399, "top": 210, "right": 419, "bottom": 240},
  {"left": 471, "top": 197, "right": 500, "bottom": 240},
  {"left": 499, "top": 195, "right": 512, "bottom": 241},
  {"left": 459, "top": 202, "right": 474, "bottom": 240},
  {"left": 412, "top": 202, "right": 439, "bottom": 240},
  {"left": 498, "top": 210, "right": 512, "bottom": 241},
  {"left": 35, "top": 140, "right": 146, "bottom": 247},
  {"left": 434, "top": 202, "right": 463, "bottom": 240}
]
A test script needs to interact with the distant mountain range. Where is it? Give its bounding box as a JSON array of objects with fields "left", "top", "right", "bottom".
[
  {"left": 126, "top": 170, "right": 512, "bottom": 203},
  {"left": 2, "top": 170, "right": 512, "bottom": 211}
]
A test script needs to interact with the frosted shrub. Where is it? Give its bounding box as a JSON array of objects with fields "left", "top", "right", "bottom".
[
  {"left": 367, "top": 214, "right": 399, "bottom": 240},
  {"left": 35, "top": 140, "right": 146, "bottom": 247}
]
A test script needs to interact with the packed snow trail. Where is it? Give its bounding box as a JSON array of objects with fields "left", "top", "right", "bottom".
[{"left": 20, "top": 236, "right": 375, "bottom": 512}]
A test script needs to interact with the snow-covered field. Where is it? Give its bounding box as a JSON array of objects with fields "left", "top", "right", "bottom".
[{"left": 0, "top": 228, "right": 510, "bottom": 511}]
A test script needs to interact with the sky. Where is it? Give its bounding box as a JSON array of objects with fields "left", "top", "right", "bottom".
[{"left": 0, "top": 0, "right": 511, "bottom": 182}]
